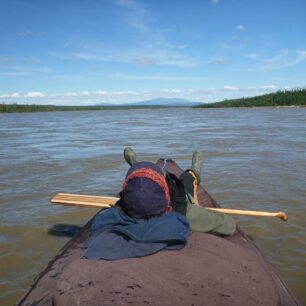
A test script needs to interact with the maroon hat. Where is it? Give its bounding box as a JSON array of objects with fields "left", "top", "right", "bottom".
[{"left": 120, "top": 161, "right": 172, "bottom": 218}]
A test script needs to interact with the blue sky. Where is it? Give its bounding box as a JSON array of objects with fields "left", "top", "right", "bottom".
[{"left": 0, "top": 0, "right": 306, "bottom": 105}]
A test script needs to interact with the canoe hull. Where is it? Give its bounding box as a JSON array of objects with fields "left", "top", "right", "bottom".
[{"left": 17, "top": 159, "right": 301, "bottom": 306}]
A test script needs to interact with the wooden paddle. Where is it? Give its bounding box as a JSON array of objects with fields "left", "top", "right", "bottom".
[{"left": 51, "top": 193, "right": 288, "bottom": 221}]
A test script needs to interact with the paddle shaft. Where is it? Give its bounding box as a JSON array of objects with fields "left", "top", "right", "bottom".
[{"left": 51, "top": 193, "right": 288, "bottom": 221}]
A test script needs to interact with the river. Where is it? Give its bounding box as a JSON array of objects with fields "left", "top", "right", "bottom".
[{"left": 0, "top": 107, "right": 305, "bottom": 305}]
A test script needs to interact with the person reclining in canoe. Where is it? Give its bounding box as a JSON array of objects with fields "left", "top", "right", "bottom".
[
  {"left": 121, "top": 147, "right": 236, "bottom": 235},
  {"left": 83, "top": 148, "right": 235, "bottom": 260}
]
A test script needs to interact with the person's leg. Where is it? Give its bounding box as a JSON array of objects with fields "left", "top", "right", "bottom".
[
  {"left": 190, "top": 151, "right": 204, "bottom": 184},
  {"left": 124, "top": 147, "right": 137, "bottom": 166},
  {"left": 186, "top": 203, "right": 236, "bottom": 235},
  {"left": 180, "top": 152, "right": 236, "bottom": 235},
  {"left": 179, "top": 151, "right": 204, "bottom": 205},
  {"left": 179, "top": 170, "right": 199, "bottom": 205}
]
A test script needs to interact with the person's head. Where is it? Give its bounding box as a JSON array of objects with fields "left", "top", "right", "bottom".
[{"left": 119, "top": 161, "right": 172, "bottom": 218}]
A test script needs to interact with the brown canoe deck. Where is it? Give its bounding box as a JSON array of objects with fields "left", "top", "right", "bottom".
[{"left": 17, "top": 159, "right": 301, "bottom": 306}]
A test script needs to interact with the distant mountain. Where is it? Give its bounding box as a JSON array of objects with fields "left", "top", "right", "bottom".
[
  {"left": 130, "top": 97, "right": 203, "bottom": 107},
  {"left": 95, "top": 97, "right": 205, "bottom": 107}
]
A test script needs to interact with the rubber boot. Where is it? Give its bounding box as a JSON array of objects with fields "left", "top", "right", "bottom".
[
  {"left": 124, "top": 147, "right": 137, "bottom": 166},
  {"left": 191, "top": 151, "right": 204, "bottom": 184}
]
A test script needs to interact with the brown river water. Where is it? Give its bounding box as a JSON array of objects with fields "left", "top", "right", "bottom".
[{"left": 0, "top": 107, "right": 305, "bottom": 305}]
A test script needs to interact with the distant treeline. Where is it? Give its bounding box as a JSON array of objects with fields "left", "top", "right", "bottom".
[
  {"left": 195, "top": 88, "right": 306, "bottom": 108},
  {"left": 1, "top": 89, "right": 306, "bottom": 112},
  {"left": 0, "top": 104, "right": 173, "bottom": 113}
]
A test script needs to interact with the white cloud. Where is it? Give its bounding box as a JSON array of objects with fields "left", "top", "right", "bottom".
[
  {"left": 11, "top": 93, "right": 21, "bottom": 98},
  {"left": 236, "top": 25, "right": 245, "bottom": 32},
  {"left": 261, "top": 85, "right": 276, "bottom": 90},
  {"left": 95, "top": 90, "right": 108, "bottom": 96},
  {"left": 74, "top": 53, "right": 109, "bottom": 62},
  {"left": 24, "top": 92, "right": 45, "bottom": 98},
  {"left": 110, "top": 0, "right": 201, "bottom": 67},
  {"left": 0, "top": 92, "right": 21, "bottom": 98},
  {"left": 262, "top": 49, "right": 288, "bottom": 63},
  {"left": 125, "top": 91, "right": 139, "bottom": 95},
  {"left": 135, "top": 51, "right": 200, "bottom": 67},
  {"left": 247, "top": 49, "right": 306, "bottom": 71},
  {"left": 50, "top": 2, "right": 200, "bottom": 70},
  {"left": 223, "top": 86, "right": 239, "bottom": 91},
  {"left": 160, "top": 89, "right": 182, "bottom": 94}
]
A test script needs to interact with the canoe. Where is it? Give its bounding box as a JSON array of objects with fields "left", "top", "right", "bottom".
[{"left": 17, "top": 159, "right": 301, "bottom": 306}]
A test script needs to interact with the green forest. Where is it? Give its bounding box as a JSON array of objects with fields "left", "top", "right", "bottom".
[{"left": 195, "top": 88, "right": 306, "bottom": 108}]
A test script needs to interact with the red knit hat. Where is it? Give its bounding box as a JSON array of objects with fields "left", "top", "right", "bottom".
[{"left": 120, "top": 161, "right": 172, "bottom": 218}]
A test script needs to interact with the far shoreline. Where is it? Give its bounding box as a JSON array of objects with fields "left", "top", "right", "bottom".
[
  {"left": 0, "top": 104, "right": 305, "bottom": 114},
  {"left": 1, "top": 88, "right": 305, "bottom": 113}
]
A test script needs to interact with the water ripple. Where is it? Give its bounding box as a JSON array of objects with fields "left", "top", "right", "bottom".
[{"left": 0, "top": 107, "right": 305, "bottom": 304}]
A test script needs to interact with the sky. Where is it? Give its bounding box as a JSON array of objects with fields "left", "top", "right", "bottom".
[{"left": 0, "top": 0, "right": 306, "bottom": 105}]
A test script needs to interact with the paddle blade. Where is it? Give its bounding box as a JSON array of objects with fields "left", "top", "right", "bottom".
[
  {"left": 51, "top": 193, "right": 118, "bottom": 208},
  {"left": 48, "top": 224, "right": 82, "bottom": 237}
]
